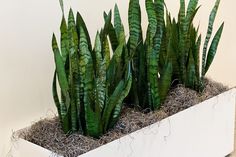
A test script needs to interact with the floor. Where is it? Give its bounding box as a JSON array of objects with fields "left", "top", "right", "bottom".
[
  {"left": 231, "top": 154, "right": 236, "bottom": 157},
  {"left": 231, "top": 146, "right": 236, "bottom": 156}
]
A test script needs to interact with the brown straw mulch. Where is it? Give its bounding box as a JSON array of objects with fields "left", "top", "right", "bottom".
[{"left": 14, "top": 79, "right": 228, "bottom": 157}]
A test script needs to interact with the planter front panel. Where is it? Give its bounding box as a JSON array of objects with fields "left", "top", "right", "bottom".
[{"left": 11, "top": 89, "right": 236, "bottom": 157}]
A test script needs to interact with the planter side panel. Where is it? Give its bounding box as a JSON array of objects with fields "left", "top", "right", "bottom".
[
  {"left": 80, "top": 89, "right": 236, "bottom": 157},
  {"left": 11, "top": 89, "right": 236, "bottom": 157},
  {"left": 11, "top": 139, "right": 62, "bottom": 157}
]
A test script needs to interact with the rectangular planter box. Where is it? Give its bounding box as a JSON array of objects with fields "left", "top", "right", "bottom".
[{"left": 11, "top": 88, "right": 236, "bottom": 157}]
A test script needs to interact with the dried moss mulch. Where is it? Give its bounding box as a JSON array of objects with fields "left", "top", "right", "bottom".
[{"left": 15, "top": 79, "right": 228, "bottom": 157}]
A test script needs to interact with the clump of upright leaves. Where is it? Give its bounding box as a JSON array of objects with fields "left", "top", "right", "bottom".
[
  {"left": 52, "top": 0, "right": 224, "bottom": 137},
  {"left": 126, "top": 0, "right": 172, "bottom": 110},
  {"left": 52, "top": 4, "right": 131, "bottom": 138},
  {"left": 160, "top": 0, "right": 224, "bottom": 91}
]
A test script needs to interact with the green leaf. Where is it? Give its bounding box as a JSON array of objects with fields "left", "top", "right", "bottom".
[
  {"left": 108, "top": 63, "right": 132, "bottom": 128},
  {"left": 69, "top": 95, "right": 77, "bottom": 131},
  {"left": 128, "top": 0, "right": 143, "bottom": 108},
  {"left": 85, "top": 101, "right": 102, "bottom": 137},
  {"left": 128, "top": 0, "right": 142, "bottom": 56},
  {"left": 52, "top": 71, "right": 61, "bottom": 120},
  {"left": 168, "top": 16, "right": 180, "bottom": 79},
  {"left": 74, "top": 80, "right": 82, "bottom": 132},
  {"left": 154, "top": 0, "right": 165, "bottom": 29},
  {"left": 145, "top": 0, "right": 157, "bottom": 38},
  {"left": 68, "top": 9, "right": 79, "bottom": 131},
  {"left": 186, "top": 50, "right": 196, "bottom": 88},
  {"left": 94, "top": 32, "right": 102, "bottom": 72},
  {"left": 52, "top": 34, "right": 70, "bottom": 110},
  {"left": 159, "top": 62, "right": 172, "bottom": 103},
  {"left": 108, "top": 24, "right": 119, "bottom": 52},
  {"left": 76, "top": 11, "right": 92, "bottom": 51},
  {"left": 193, "top": 34, "right": 201, "bottom": 70},
  {"left": 60, "top": 86, "right": 71, "bottom": 133},
  {"left": 94, "top": 32, "right": 106, "bottom": 110},
  {"left": 60, "top": 16, "right": 69, "bottom": 63},
  {"left": 193, "top": 34, "right": 201, "bottom": 89},
  {"left": 202, "top": 0, "right": 221, "bottom": 76},
  {"left": 102, "top": 64, "right": 132, "bottom": 131},
  {"left": 186, "top": 0, "right": 199, "bottom": 25},
  {"left": 102, "top": 36, "right": 111, "bottom": 69},
  {"left": 159, "top": 12, "right": 168, "bottom": 70},
  {"left": 106, "top": 42, "right": 124, "bottom": 93},
  {"left": 178, "top": 0, "right": 186, "bottom": 27},
  {"left": 101, "top": 11, "right": 111, "bottom": 40},
  {"left": 84, "top": 56, "right": 102, "bottom": 137},
  {"left": 114, "top": 4, "right": 125, "bottom": 42},
  {"left": 178, "top": 0, "right": 200, "bottom": 84},
  {"left": 178, "top": 0, "right": 187, "bottom": 83},
  {"left": 103, "top": 11, "right": 119, "bottom": 52},
  {"left": 60, "top": 104, "right": 71, "bottom": 133},
  {"left": 78, "top": 26, "right": 91, "bottom": 111},
  {"left": 68, "top": 9, "right": 79, "bottom": 52},
  {"left": 137, "top": 40, "right": 147, "bottom": 107},
  {"left": 205, "top": 22, "right": 224, "bottom": 74},
  {"left": 146, "top": 29, "right": 162, "bottom": 109}
]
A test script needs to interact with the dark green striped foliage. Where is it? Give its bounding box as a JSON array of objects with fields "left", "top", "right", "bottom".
[
  {"left": 161, "top": 0, "right": 224, "bottom": 91},
  {"left": 51, "top": 0, "right": 224, "bottom": 137},
  {"left": 52, "top": 5, "right": 131, "bottom": 138},
  {"left": 126, "top": 0, "right": 172, "bottom": 110}
]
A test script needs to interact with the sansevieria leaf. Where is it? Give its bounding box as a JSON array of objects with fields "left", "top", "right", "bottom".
[
  {"left": 186, "top": 0, "right": 199, "bottom": 27},
  {"left": 178, "top": 0, "right": 187, "bottom": 83},
  {"left": 205, "top": 22, "right": 224, "bottom": 74},
  {"left": 52, "top": 34, "right": 70, "bottom": 110},
  {"left": 104, "top": 11, "right": 119, "bottom": 52},
  {"left": 154, "top": 0, "right": 165, "bottom": 29},
  {"left": 114, "top": 4, "right": 123, "bottom": 36},
  {"left": 52, "top": 72, "right": 61, "bottom": 119},
  {"left": 79, "top": 26, "right": 91, "bottom": 98},
  {"left": 147, "top": 29, "right": 162, "bottom": 109},
  {"left": 84, "top": 57, "right": 102, "bottom": 138},
  {"left": 60, "top": 16, "right": 69, "bottom": 63},
  {"left": 102, "top": 64, "right": 132, "bottom": 131},
  {"left": 159, "top": 62, "right": 172, "bottom": 103},
  {"left": 102, "top": 36, "right": 111, "bottom": 69},
  {"left": 145, "top": 0, "right": 157, "bottom": 38},
  {"left": 76, "top": 11, "right": 92, "bottom": 51},
  {"left": 186, "top": 50, "right": 196, "bottom": 88},
  {"left": 114, "top": 4, "right": 125, "bottom": 42},
  {"left": 68, "top": 8, "right": 79, "bottom": 131},
  {"left": 108, "top": 63, "right": 132, "bottom": 128},
  {"left": 94, "top": 32, "right": 106, "bottom": 110},
  {"left": 128, "top": 0, "right": 142, "bottom": 56},
  {"left": 202, "top": 0, "right": 221, "bottom": 76}
]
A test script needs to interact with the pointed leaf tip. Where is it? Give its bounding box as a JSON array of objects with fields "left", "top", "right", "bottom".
[
  {"left": 204, "top": 22, "right": 224, "bottom": 74},
  {"left": 59, "top": 0, "right": 64, "bottom": 13}
]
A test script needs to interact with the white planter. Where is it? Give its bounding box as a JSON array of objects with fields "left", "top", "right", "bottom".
[{"left": 11, "top": 88, "right": 236, "bottom": 157}]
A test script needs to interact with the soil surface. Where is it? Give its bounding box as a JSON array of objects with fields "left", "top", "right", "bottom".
[{"left": 15, "top": 79, "right": 228, "bottom": 157}]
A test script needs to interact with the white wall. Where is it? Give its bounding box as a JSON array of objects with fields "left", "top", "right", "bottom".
[{"left": 0, "top": 0, "right": 235, "bottom": 156}]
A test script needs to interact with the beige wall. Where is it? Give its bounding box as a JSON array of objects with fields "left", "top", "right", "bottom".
[{"left": 0, "top": 0, "right": 235, "bottom": 156}]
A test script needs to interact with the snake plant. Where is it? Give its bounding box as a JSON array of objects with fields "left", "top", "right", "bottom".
[
  {"left": 126, "top": 0, "right": 172, "bottom": 110},
  {"left": 52, "top": 3, "right": 131, "bottom": 138},
  {"left": 51, "top": 0, "right": 224, "bottom": 137},
  {"left": 160, "top": 0, "right": 224, "bottom": 91}
]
